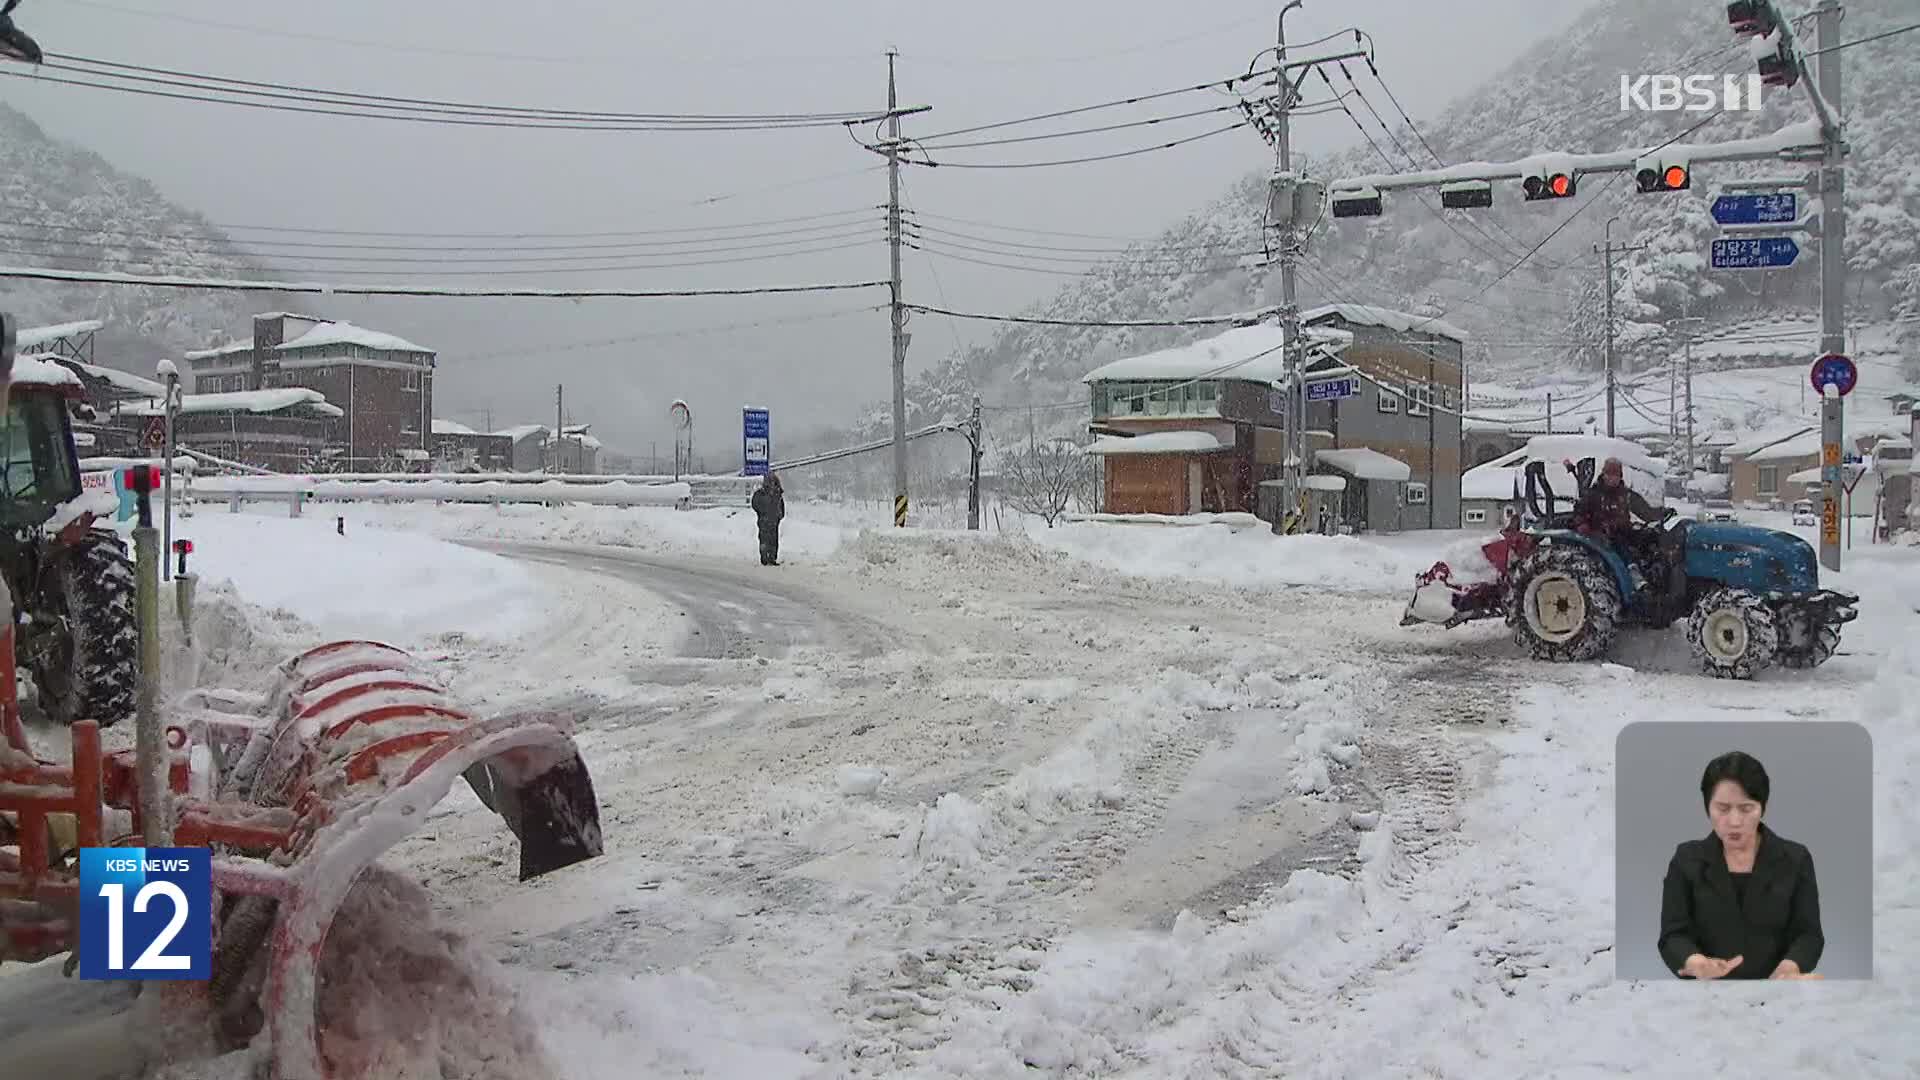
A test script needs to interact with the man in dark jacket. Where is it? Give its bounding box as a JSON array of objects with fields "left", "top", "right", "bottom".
[
  {"left": 1574, "top": 457, "right": 1684, "bottom": 611},
  {"left": 751, "top": 471, "right": 785, "bottom": 565}
]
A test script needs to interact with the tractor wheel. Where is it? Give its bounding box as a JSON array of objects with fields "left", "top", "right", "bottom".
[
  {"left": 1774, "top": 605, "right": 1841, "bottom": 670},
  {"left": 1506, "top": 544, "right": 1621, "bottom": 663},
  {"left": 1686, "top": 588, "right": 1780, "bottom": 680},
  {"left": 30, "top": 529, "right": 140, "bottom": 728}
]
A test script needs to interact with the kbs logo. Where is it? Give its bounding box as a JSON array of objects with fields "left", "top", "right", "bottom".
[
  {"left": 1620, "top": 74, "right": 1765, "bottom": 112},
  {"left": 77, "top": 847, "right": 212, "bottom": 980}
]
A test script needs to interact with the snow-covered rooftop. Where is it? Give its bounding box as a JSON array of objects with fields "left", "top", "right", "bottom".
[
  {"left": 432, "top": 418, "right": 478, "bottom": 436},
  {"left": 276, "top": 321, "right": 433, "bottom": 355},
  {"left": 1086, "top": 430, "right": 1231, "bottom": 455},
  {"left": 1315, "top": 447, "right": 1411, "bottom": 481},
  {"left": 184, "top": 341, "right": 254, "bottom": 361},
  {"left": 49, "top": 356, "right": 165, "bottom": 399},
  {"left": 119, "top": 388, "right": 344, "bottom": 418},
  {"left": 1463, "top": 435, "right": 1666, "bottom": 507},
  {"left": 1301, "top": 303, "right": 1470, "bottom": 344},
  {"left": 1081, "top": 323, "right": 1351, "bottom": 385},
  {"left": 494, "top": 424, "right": 548, "bottom": 441},
  {"left": 15, "top": 320, "right": 104, "bottom": 350},
  {"left": 1725, "top": 426, "right": 1812, "bottom": 458},
  {"left": 11, "top": 355, "right": 85, "bottom": 390}
]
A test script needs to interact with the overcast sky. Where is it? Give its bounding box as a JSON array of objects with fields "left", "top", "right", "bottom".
[{"left": 5, "top": 0, "right": 1584, "bottom": 459}]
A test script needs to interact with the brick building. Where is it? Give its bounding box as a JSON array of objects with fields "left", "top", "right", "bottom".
[
  {"left": 185, "top": 313, "right": 436, "bottom": 471},
  {"left": 117, "top": 389, "right": 341, "bottom": 472}
]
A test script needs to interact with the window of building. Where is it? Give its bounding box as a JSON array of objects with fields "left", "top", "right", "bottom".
[
  {"left": 1408, "top": 385, "right": 1431, "bottom": 417},
  {"left": 1464, "top": 507, "right": 1487, "bottom": 524},
  {"left": 1758, "top": 466, "right": 1779, "bottom": 495},
  {"left": 404, "top": 371, "right": 421, "bottom": 392},
  {"left": 1406, "top": 482, "right": 1429, "bottom": 506},
  {"left": 1378, "top": 388, "right": 1401, "bottom": 414}
]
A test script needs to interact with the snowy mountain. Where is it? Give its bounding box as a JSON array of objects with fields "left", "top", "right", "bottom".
[
  {"left": 863, "top": 0, "right": 1919, "bottom": 452},
  {"left": 0, "top": 102, "right": 270, "bottom": 368}
]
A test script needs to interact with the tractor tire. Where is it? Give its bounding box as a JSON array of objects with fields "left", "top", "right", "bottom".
[
  {"left": 1686, "top": 588, "right": 1780, "bottom": 680},
  {"left": 1774, "top": 605, "right": 1841, "bottom": 670},
  {"left": 1505, "top": 544, "right": 1621, "bottom": 663},
  {"left": 31, "top": 529, "right": 140, "bottom": 728}
]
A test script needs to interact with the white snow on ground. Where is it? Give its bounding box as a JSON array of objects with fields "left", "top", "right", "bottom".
[{"left": 131, "top": 512, "right": 552, "bottom": 646}]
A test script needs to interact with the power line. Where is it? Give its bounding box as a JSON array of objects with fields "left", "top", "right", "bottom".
[
  {"left": 45, "top": 52, "right": 881, "bottom": 126},
  {"left": 907, "top": 219, "right": 1252, "bottom": 256},
  {"left": 0, "top": 65, "right": 882, "bottom": 132},
  {"left": 0, "top": 224, "right": 886, "bottom": 266},
  {"left": 903, "top": 230, "right": 1261, "bottom": 267},
  {"left": 909, "top": 67, "right": 1274, "bottom": 143},
  {"left": 911, "top": 102, "right": 1245, "bottom": 152},
  {"left": 1804, "top": 20, "right": 1920, "bottom": 56},
  {"left": 907, "top": 240, "right": 1256, "bottom": 279},
  {"left": 0, "top": 264, "right": 889, "bottom": 298},
  {"left": 457, "top": 304, "right": 887, "bottom": 360},
  {"left": 903, "top": 120, "right": 1249, "bottom": 169},
  {"left": 899, "top": 304, "right": 1277, "bottom": 328}
]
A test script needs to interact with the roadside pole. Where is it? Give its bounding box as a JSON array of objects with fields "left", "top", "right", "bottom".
[
  {"left": 129, "top": 465, "right": 171, "bottom": 845},
  {"left": 158, "top": 359, "right": 179, "bottom": 582}
]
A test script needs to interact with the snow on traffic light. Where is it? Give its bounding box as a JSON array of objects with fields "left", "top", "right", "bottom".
[{"left": 1330, "top": 186, "right": 1383, "bottom": 218}]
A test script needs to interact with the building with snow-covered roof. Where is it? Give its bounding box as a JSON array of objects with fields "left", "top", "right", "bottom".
[
  {"left": 429, "top": 419, "right": 512, "bottom": 472},
  {"left": 116, "top": 388, "right": 342, "bottom": 472},
  {"left": 184, "top": 312, "right": 437, "bottom": 470},
  {"left": 1723, "top": 420, "right": 1902, "bottom": 508},
  {"left": 1079, "top": 310, "right": 1467, "bottom": 530}
]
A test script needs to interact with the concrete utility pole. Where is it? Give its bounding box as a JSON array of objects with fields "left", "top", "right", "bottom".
[
  {"left": 158, "top": 358, "right": 179, "bottom": 582},
  {"left": 1596, "top": 218, "right": 1648, "bottom": 438},
  {"left": 967, "top": 395, "right": 983, "bottom": 531},
  {"left": 1275, "top": 2, "right": 1305, "bottom": 530},
  {"left": 1813, "top": 0, "right": 1848, "bottom": 572},
  {"left": 554, "top": 384, "right": 564, "bottom": 474},
  {"left": 1671, "top": 310, "right": 1705, "bottom": 477},
  {"left": 886, "top": 51, "right": 909, "bottom": 528}
]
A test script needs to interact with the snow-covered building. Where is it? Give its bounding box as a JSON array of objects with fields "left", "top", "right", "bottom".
[
  {"left": 492, "top": 424, "right": 550, "bottom": 472},
  {"left": 185, "top": 312, "right": 437, "bottom": 471},
  {"left": 547, "top": 424, "right": 601, "bottom": 474},
  {"left": 1725, "top": 423, "right": 1900, "bottom": 508},
  {"left": 1081, "top": 306, "right": 1467, "bottom": 530},
  {"left": 118, "top": 389, "right": 343, "bottom": 472},
  {"left": 430, "top": 418, "right": 512, "bottom": 472}
]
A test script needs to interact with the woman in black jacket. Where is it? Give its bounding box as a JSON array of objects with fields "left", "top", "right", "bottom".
[{"left": 1658, "top": 751, "right": 1824, "bottom": 980}]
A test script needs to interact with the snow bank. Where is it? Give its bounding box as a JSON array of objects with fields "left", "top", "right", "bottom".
[
  {"left": 143, "top": 512, "right": 549, "bottom": 646},
  {"left": 1028, "top": 518, "right": 1442, "bottom": 593}
]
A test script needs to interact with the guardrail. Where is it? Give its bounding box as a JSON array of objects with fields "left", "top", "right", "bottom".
[{"left": 191, "top": 475, "right": 693, "bottom": 509}]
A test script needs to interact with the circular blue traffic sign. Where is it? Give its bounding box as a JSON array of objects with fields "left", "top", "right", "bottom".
[{"left": 1809, "top": 353, "right": 1857, "bottom": 397}]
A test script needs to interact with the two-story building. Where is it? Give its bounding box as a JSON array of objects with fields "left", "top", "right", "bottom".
[
  {"left": 1297, "top": 304, "right": 1470, "bottom": 531},
  {"left": 1078, "top": 305, "right": 1469, "bottom": 530},
  {"left": 184, "top": 312, "right": 436, "bottom": 471}
]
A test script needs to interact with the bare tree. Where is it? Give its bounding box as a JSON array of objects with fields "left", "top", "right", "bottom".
[{"left": 1002, "top": 439, "right": 1092, "bottom": 527}]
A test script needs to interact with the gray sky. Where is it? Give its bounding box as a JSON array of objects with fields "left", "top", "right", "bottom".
[{"left": 6, "top": 0, "right": 1583, "bottom": 460}]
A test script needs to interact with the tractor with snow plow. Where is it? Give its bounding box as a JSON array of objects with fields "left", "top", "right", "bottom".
[
  {"left": 0, "top": 312, "right": 606, "bottom": 1078},
  {"left": 1402, "top": 455, "right": 1858, "bottom": 679}
]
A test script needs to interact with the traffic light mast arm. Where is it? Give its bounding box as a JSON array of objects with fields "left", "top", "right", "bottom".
[{"left": 1329, "top": 118, "right": 1823, "bottom": 194}]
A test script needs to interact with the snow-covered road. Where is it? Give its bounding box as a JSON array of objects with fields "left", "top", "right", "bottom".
[{"left": 5, "top": 505, "right": 1915, "bottom": 1079}]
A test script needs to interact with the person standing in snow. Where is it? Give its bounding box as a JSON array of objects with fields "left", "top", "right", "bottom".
[{"left": 751, "top": 471, "right": 785, "bottom": 565}]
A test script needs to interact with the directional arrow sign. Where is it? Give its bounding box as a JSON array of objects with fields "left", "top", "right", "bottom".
[
  {"left": 1711, "top": 192, "right": 1797, "bottom": 226},
  {"left": 1711, "top": 236, "right": 1799, "bottom": 270}
]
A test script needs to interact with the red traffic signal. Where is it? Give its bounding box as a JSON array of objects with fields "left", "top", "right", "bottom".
[
  {"left": 1635, "top": 162, "right": 1691, "bottom": 193},
  {"left": 122, "top": 464, "right": 161, "bottom": 493},
  {"left": 1523, "top": 171, "right": 1577, "bottom": 201},
  {"left": 172, "top": 539, "right": 194, "bottom": 554}
]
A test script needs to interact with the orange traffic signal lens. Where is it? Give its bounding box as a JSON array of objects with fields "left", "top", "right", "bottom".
[
  {"left": 1550, "top": 174, "right": 1571, "bottom": 197},
  {"left": 1664, "top": 165, "right": 1688, "bottom": 189}
]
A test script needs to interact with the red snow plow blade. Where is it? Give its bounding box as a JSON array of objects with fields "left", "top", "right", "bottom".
[
  {"left": 1, "top": 638, "right": 602, "bottom": 1080},
  {"left": 1399, "top": 526, "right": 1535, "bottom": 629}
]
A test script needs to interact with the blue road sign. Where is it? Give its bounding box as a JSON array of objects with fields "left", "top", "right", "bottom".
[
  {"left": 79, "top": 847, "right": 211, "bottom": 981},
  {"left": 1306, "top": 376, "right": 1360, "bottom": 403},
  {"left": 1710, "top": 192, "right": 1797, "bottom": 226},
  {"left": 1710, "top": 236, "right": 1799, "bottom": 270},
  {"left": 742, "top": 407, "right": 771, "bottom": 476},
  {"left": 1809, "top": 353, "right": 1857, "bottom": 397}
]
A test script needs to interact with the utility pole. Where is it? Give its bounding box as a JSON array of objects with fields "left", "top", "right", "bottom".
[
  {"left": 554, "top": 384, "right": 563, "bottom": 474},
  {"left": 1671, "top": 309, "right": 1705, "bottom": 477},
  {"left": 886, "top": 51, "right": 909, "bottom": 529},
  {"left": 1595, "top": 218, "right": 1648, "bottom": 438},
  {"left": 968, "top": 395, "right": 982, "bottom": 531},
  {"left": 1275, "top": 3, "right": 1303, "bottom": 531},
  {"left": 1814, "top": 0, "right": 1848, "bottom": 572}
]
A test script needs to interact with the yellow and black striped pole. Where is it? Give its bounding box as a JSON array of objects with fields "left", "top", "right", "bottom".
[{"left": 894, "top": 494, "right": 908, "bottom": 527}]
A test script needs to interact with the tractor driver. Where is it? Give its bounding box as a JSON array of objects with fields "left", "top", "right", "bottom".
[{"left": 1575, "top": 457, "right": 1685, "bottom": 610}]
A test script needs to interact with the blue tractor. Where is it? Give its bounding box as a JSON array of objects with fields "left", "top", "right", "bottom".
[{"left": 1404, "top": 458, "right": 1858, "bottom": 679}]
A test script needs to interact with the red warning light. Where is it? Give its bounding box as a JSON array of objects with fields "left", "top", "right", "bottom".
[
  {"left": 1664, "top": 165, "right": 1688, "bottom": 189},
  {"left": 1550, "top": 174, "right": 1572, "bottom": 197}
]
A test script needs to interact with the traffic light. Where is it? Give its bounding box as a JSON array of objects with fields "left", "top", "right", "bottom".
[
  {"left": 1439, "top": 180, "right": 1493, "bottom": 210},
  {"left": 1726, "top": 1, "right": 1777, "bottom": 37},
  {"left": 1728, "top": 1, "right": 1799, "bottom": 89},
  {"left": 1635, "top": 156, "right": 1691, "bottom": 193},
  {"left": 1522, "top": 170, "right": 1577, "bottom": 201},
  {"left": 1330, "top": 186, "right": 1383, "bottom": 219}
]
